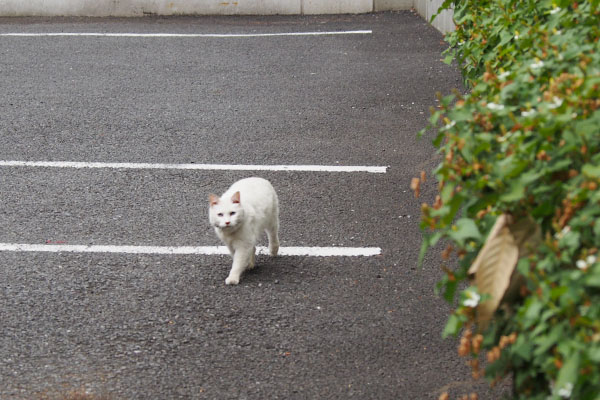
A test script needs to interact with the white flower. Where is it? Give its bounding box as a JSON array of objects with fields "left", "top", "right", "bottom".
[
  {"left": 550, "top": 7, "right": 562, "bottom": 15},
  {"left": 576, "top": 255, "right": 595, "bottom": 270},
  {"left": 530, "top": 60, "right": 545, "bottom": 69},
  {"left": 463, "top": 290, "right": 480, "bottom": 308},
  {"left": 487, "top": 102, "right": 505, "bottom": 111},
  {"left": 555, "top": 226, "right": 571, "bottom": 239},
  {"left": 587, "top": 255, "right": 597, "bottom": 265},
  {"left": 521, "top": 109, "right": 536, "bottom": 117},
  {"left": 442, "top": 120, "right": 456, "bottom": 130},
  {"left": 557, "top": 382, "right": 573, "bottom": 398},
  {"left": 548, "top": 96, "right": 564, "bottom": 109},
  {"left": 498, "top": 71, "right": 510, "bottom": 79}
]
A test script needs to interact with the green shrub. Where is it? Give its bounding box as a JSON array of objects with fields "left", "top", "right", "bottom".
[{"left": 420, "top": 1, "right": 600, "bottom": 398}]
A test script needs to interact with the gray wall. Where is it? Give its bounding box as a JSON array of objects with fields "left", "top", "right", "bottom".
[
  {"left": 0, "top": 0, "right": 372, "bottom": 16},
  {"left": 413, "top": 0, "right": 454, "bottom": 33},
  {"left": 0, "top": 0, "right": 454, "bottom": 33}
]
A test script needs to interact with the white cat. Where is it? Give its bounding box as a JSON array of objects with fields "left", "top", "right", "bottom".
[{"left": 208, "top": 177, "right": 280, "bottom": 285}]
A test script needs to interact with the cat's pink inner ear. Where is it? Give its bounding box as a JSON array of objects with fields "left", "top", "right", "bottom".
[
  {"left": 231, "top": 191, "right": 241, "bottom": 204},
  {"left": 209, "top": 194, "right": 219, "bottom": 206}
]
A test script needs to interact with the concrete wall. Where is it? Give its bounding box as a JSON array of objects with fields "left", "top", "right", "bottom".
[
  {"left": 0, "top": 0, "right": 373, "bottom": 16},
  {"left": 413, "top": 0, "right": 454, "bottom": 33},
  {"left": 0, "top": 0, "right": 454, "bottom": 34},
  {"left": 374, "top": 0, "right": 413, "bottom": 11}
]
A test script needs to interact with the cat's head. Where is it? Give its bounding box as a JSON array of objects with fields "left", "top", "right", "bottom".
[{"left": 208, "top": 191, "right": 245, "bottom": 231}]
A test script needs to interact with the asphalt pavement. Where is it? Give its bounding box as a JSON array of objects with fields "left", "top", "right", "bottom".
[{"left": 0, "top": 11, "right": 508, "bottom": 399}]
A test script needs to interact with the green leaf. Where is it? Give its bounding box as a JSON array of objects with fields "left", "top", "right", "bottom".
[
  {"left": 500, "top": 181, "right": 526, "bottom": 202},
  {"left": 417, "top": 232, "right": 442, "bottom": 268},
  {"left": 547, "top": 158, "right": 573, "bottom": 172},
  {"left": 522, "top": 298, "right": 544, "bottom": 329},
  {"left": 594, "top": 219, "right": 600, "bottom": 237},
  {"left": 442, "top": 314, "right": 462, "bottom": 338},
  {"left": 582, "top": 163, "right": 600, "bottom": 179},
  {"left": 584, "top": 273, "right": 600, "bottom": 288},
  {"left": 447, "top": 218, "right": 482, "bottom": 245},
  {"left": 443, "top": 278, "right": 458, "bottom": 304},
  {"left": 496, "top": 155, "right": 528, "bottom": 179},
  {"left": 443, "top": 53, "right": 455, "bottom": 65},
  {"left": 448, "top": 107, "right": 473, "bottom": 122},
  {"left": 589, "top": 347, "right": 600, "bottom": 363},
  {"left": 554, "top": 351, "right": 580, "bottom": 398},
  {"left": 512, "top": 335, "right": 533, "bottom": 360},
  {"left": 576, "top": 115, "right": 600, "bottom": 138},
  {"left": 533, "top": 324, "right": 564, "bottom": 356},
  {"left": 440, "top": 195, "right": 464, "bottom": 226},
  {"left": 499, "top": 30, "right": 514, "bottom": 46}
]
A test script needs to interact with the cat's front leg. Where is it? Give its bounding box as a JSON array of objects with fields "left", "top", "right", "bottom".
[{"left": 225, "top": 247, "right": 253, "bottom": 285}]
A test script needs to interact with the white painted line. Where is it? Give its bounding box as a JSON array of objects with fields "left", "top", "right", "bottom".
[
  {"left": 0, "top": 243, "right": 381, "bottom": 257},
  {"left": 0, "top": 160, "right": 387, "bottom": 174},
  {"left": 0, "top": 30, "right": 372, "bottom": 38}
]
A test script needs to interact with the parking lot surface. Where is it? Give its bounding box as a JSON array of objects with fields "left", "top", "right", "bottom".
[{"left": 0, "top": 11, "right": 506, "bottom": 399}]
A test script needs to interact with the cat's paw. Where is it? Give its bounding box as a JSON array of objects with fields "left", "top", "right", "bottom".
[{"left": 225, "top": 276, "right": 240, "bottom": 285}]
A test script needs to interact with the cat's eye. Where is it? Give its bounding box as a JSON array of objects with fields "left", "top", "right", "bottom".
[
  {"left": 230, "top": 212, "right": 236, "bottom": 216},
  {"left": 217, "top": 213, "right": 224, "bottom": 217}
]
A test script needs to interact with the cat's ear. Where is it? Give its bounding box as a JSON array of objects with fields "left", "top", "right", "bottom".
[
  {"left": 209, "top": 194, "right": 219, "bottom": 206},
  {"left": 231, "top": 191, "right": 241, "bottom": 204}
]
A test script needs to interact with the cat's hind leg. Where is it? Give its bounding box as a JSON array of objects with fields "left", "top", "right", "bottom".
[
  {"left": 247, "top": 247, "right": 256, "bottom": 270},
  {"left": 266, "top": 223, "right": 279, "bottom": 257}
]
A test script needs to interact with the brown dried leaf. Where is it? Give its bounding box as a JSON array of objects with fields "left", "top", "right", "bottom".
[
  {"left": 468, "top": 214, "right": 519, "bottom": 329},
  {"left": 468, "top": 214, "right": 512, "bottom": 276},
  {"left": 469, "top": 214, "right": 542, "bottom": 329}
]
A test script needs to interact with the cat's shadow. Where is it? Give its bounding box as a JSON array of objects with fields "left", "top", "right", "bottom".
[
  {"left": 244, "top": 259, "right": 275, "bottom": 279},
  {"left": 240, "top": 255, "right": 305, "bottom": 285}
]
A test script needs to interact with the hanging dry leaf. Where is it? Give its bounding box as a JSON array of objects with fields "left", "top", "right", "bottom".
[
  {"left": 469, "top": 214, "right": 519, "bottom": 329},
  {"left": 468, "top": 214, "right": 512, "bottom": 276},
  {"left": 468, "top": 214, "right": 542, "bottom": 329}
]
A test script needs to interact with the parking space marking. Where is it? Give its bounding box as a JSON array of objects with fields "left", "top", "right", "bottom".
[
  {"left": 0, "top": 243, "right": 381, "bottom": 257},
  {"left": 0, "top": 30, "right": 372, "bottom": 38},
  {"left": 0, "top": 160, "right": 387, "bottom": 173}
]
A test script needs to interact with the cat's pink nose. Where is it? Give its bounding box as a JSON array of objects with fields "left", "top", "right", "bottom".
[{"left": 225, "top": 221, "right": 230, "bottom": 225}]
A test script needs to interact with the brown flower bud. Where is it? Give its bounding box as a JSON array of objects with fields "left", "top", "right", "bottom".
[
  {"left": 472, "top": 334, "right": 483, "bottom": 354},
  {"left": 411, "top": 177, "right": 421, "bottom": 198}
]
